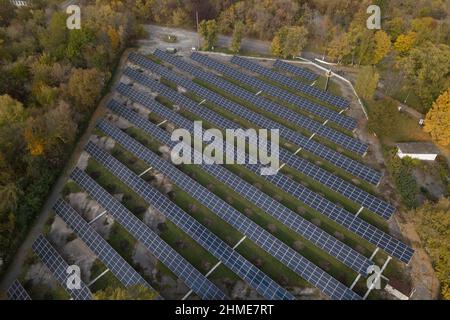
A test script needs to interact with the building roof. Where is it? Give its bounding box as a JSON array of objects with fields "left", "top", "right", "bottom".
[{"left": 396, "top": 142, "right": 440, "bottom": 155}]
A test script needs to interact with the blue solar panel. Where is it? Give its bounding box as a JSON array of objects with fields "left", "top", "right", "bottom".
[
  {"left": 82, "top": 143, "right": 292, "bottom": 300},
  {"left": 53, "top": 198, "right": 155, "bottom": 291},
  {"left": 117, "top": 79, "right": 391, "bottom": 218},
  {"left": 69, "top": 167, "right": 226, "bottom": 300},
  {"left": 32, "top": 235, "right": 92, "bottom": 300},
  {"left": 7, "top": 280, "right": 31, "bottom": 300},
  {"left": 152, "top": 49, "right": 367, "bottom": 155},
  {"left": 127, "top": 53, "right": 381, "bottom": 186},
  {"left": 190, "top": 52, "right": 357, "bottom": 131},
  {"left": 232, "top": 56, "right": 349, "bottom": 109},
  {"left": 273, "top": 59, "right": 318, "bottom": 82},
  {"left": 110, "top": 87, "right": 413, "bottom": 264},
  {"left": 103, "top": 104, "right": 373, "bottom": 275},
  {"left": 85, "top": 140, "right": 360, "bottom": 300}
]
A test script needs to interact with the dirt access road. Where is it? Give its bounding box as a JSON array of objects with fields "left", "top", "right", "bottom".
[{"left": 139, "top": 25, "right": 271, "bottom": 54}]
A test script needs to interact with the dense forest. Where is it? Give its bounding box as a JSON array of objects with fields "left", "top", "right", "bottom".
[{"left": 0, "top": 0, "right": 142, "bottom": 272}]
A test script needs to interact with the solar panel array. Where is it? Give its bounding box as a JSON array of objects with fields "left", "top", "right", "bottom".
[
  {"left": 190, "top": 52, "right": 357, "bottom": 131},
  {"left": 260, "top": 171, "right": 414, "bottom": 263},
  {"left": 70, "top": 168, "right": 226, "bottom": 300},
  {"left": 117, "top": 80, "right": 392, "bottom": 219},
  {"left": 53, "top": 198, "right": 153, "bottom": 290},
  {"left": 32, "top": 235, "right": 93, "bottom": 300},
  {"left": 85, "top": 139, "right": 360, "bottom": 300},
  {"left": 232, "top": 56, "right": 349, "bottom": 110},
  {"left": 7, "top": 280, "right": 31, "bottom": 300},
  {"left": 102, "top": 105, "right": 373, "bottom": 275},
  {"left": 273, "top": 59, "right": 318, "bottom": 82},
  {"left": 124, "top": 58, "right": 381, "bottom": 188},
  {"left": 107, "top": 96, "right": 412, "bottom": 263},
  {"left": 127, "top": 54, "right": 381, "bottom": 186},
  {"left": 83, "top": 143, "right": 293, "bottom": 300},
  {"left": 152, "top": 50, "right": 367, "bottom": 155}
]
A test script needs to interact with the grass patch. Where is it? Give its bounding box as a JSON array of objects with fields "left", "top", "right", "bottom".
[{"left": 365, "top": 97, "right": 430, "bottom": 145}]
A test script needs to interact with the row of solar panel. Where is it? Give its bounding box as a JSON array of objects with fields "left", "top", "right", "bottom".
[
  {"left": 53, "top": 199, "right": 154, "bottom": 290},
  {"left": 7, "top": 280, "right": 31, "bottom": 300},
  {"left": 232, "top": 56, "right": 349, "bottom": 109},
  {"left": 117, "top": 78, "right": 393, "bottom": 221},
  {"left": 87, "top": 130, "right": 360, "bottom": 300},
  {"left": 82, "top": 144, "right": 293, "bottom": 300},
  {"left": 109, "top": 88, "right": 413, "bottom": 264},
  {"left": 70, "top": 167, "right": 227, "bottom": 300},
  {"left": 9, "top": 200, "right": 156, "bottom": 300},
  {"left": 99, "top": 112, "right": 372, "bottom": 276},
  {"left": 137, "top": 52, "right": 384, "bottom": 189},
  {"left": 32, "top": 235, "right": 93, "bottom": 300},
  {"left": 273, "top": 59, "right": 318, "bottom": 81},
  {"left": 191, "top": 52, "right": 357, "bottom": 131},
  {"left": 127, "top": 53, "right": 382, "bottom": 187},
  {"left": 152, "top": 49, "right": 367, "bottom": 155}
]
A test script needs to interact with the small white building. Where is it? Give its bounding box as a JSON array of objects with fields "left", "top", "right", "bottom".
[{"left": 396, "top": 142, "right": 440, "bottom": 161}]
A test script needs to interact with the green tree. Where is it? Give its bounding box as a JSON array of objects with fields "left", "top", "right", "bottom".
[
  {"left": 0, "top": 182, "right": 21, "bottom": 212},
  {"left": 0, "top": 209, "right": 15, "bottom": 260},
  {"left": 171, "top": 7, "right": 190, "bottom": 28},
  {"left": 411, "top": 17, "right": 438, "bottom": 44},
  {"left": 413, "top": 198, "right": 450, "bottom": 299},
  {"left": 94, "top": 285, "right": 157, "bottom": 300},
  {"left": 0, "top": 95, "right": 25, "bottom": 126},
  {"left": 271, "top": 26, "right": 309, "bottom": 59},
  {"left": 66, "top": 28, "right": 95, "bottom": 66},
  {"left": 356, "top": 30, "right": 375, "bottom": 65},
  {"left": 397, "top": 43, "right": 450, "bottom": 106},
  {"left": 327, "top": 32, "right": 351, "bottom": 64},
  {"left": 355, "top": 66, "right": 379, "bottom": 100},
  {"left": 0, "top": 0, "right": 16, "bottom": 27},
  {"left": 39, "top": 12, "right": 69, "bottom": 60},
  {"left": 284, "top": 26, "right": 308, "bottom": 58},
  {"left": 31, "top": 82, "right": 59, "bottom": 108},
  {"left": 424, "top": 89, "right": 450, "bottom": 147},
  {"left": 199, "top": 19, "right": 218, "bottom": 50},
  {"left": 0, "top": 62, "right": 31, "bottom": 101},
  {"left": 230, "top": 21, "right": 245, "bottom": 53},
  {"left": 67, "top": 68, "right": 105, "bottom": 113},
  {"left": 373, "top": 30, "right": 391, "bottom": 64},
  {"left": 385, "top": 17, "right": 406, "bottom": 41}
]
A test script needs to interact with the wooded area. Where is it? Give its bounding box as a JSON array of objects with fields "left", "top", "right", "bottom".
[{"left": 0, "top": 0, "right": 142, "bottom": 272}]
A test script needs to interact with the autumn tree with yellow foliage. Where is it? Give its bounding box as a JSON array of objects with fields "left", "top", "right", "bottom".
[
  {"left": 355, "top": 66, "right": 379, "bottom": 100},
  {"left": 373, "top": 30, "right": 391, "bottom": 64},
  {"left": 394, "top": 32, "right": 417, "bottom": 55},
  {"left": 424, "top": 89, "right": 450, "bottom": 147},
  {"left": 271, "top": 26, "right": 308, "bottom": 58}
]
